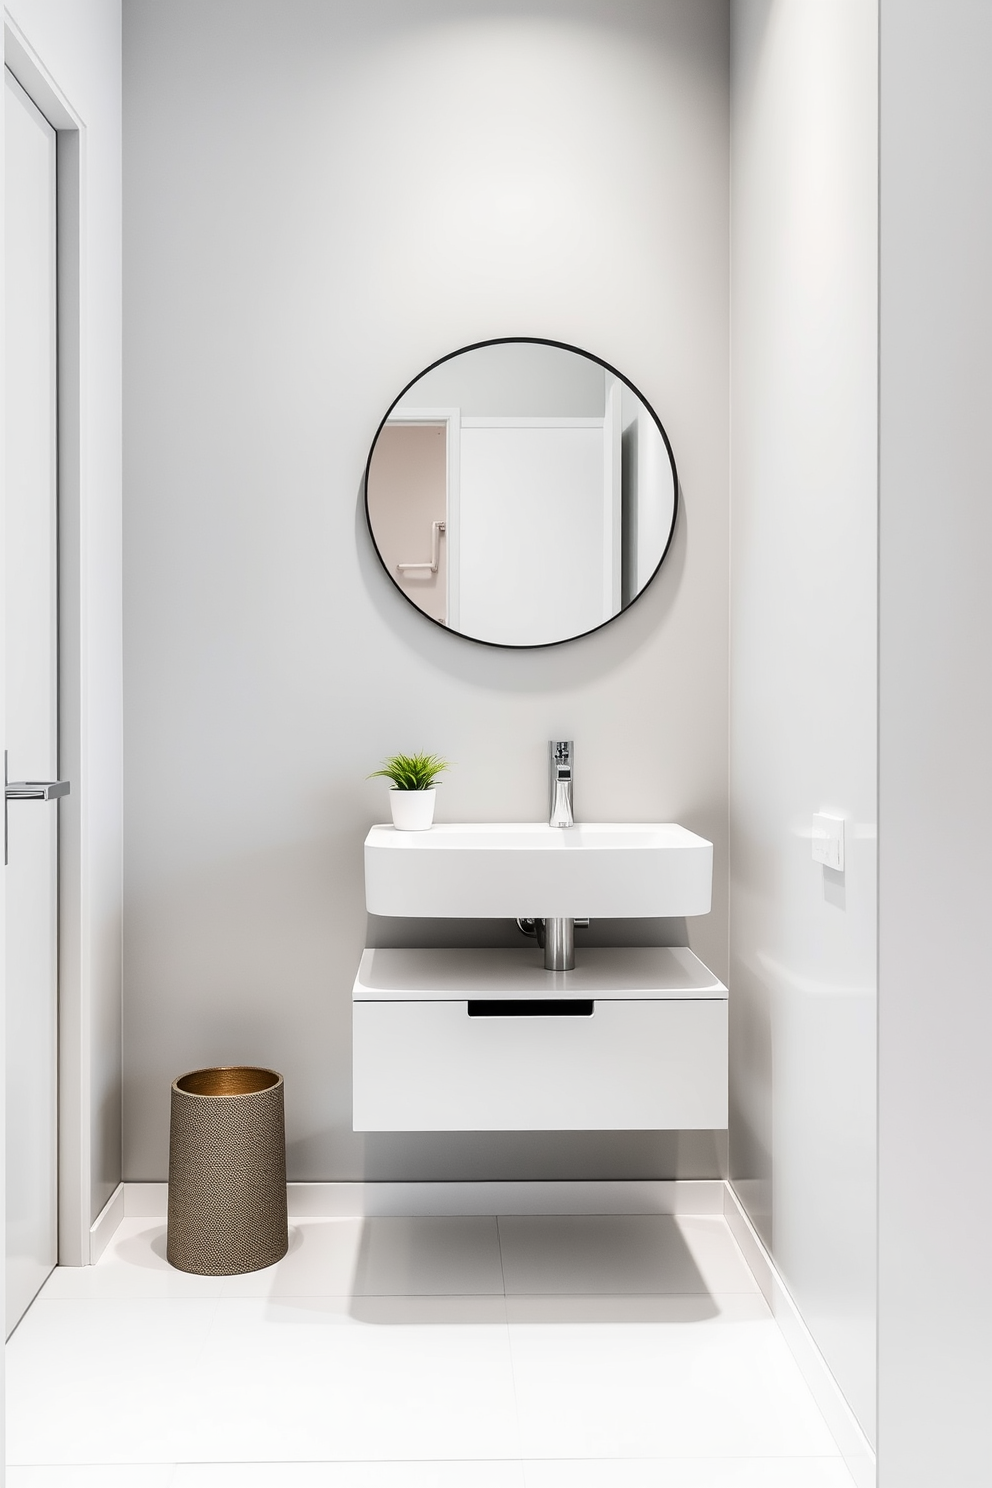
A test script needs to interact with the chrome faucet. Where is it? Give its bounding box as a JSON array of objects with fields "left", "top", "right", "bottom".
[
  {"left": 545, "top": 740, "right": 575, "bottom": 969},
  {"left": 549, "top": 740, "right": 574, "bottom": 828}
]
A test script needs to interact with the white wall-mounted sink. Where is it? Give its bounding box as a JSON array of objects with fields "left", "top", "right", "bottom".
[{"left": 364, "top": 822, "right": 713, "bottom": 918}]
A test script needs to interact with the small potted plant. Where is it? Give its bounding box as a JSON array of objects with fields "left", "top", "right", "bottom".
[{"left": 368, "top": 751, "right": 450, "bottom": 831}]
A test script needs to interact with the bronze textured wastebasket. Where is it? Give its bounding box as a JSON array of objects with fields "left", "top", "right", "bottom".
[{"left": 167, "top": 1066, "right": 289, "bottom": 1275}]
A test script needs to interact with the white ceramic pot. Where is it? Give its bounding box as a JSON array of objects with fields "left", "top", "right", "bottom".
[{"left": 389, "top": 788, "right": 436, "bottom": 831}]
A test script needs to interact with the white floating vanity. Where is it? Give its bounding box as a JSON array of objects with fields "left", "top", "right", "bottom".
[{"left": 353, "top": 822, "right": 728, "bottom": 1133}]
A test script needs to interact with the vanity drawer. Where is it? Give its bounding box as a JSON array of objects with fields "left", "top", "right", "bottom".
[{"left": 353, "top": 997, "right": 727, "bottom": 1132}]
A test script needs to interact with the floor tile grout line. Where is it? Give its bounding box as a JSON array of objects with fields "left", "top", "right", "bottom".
[
  {"left": 495, "top": 1211, "right": 507, "bottom": 1297},
  {"left": 494, "top": 1213, "right": 529, "bottom": 1463}
]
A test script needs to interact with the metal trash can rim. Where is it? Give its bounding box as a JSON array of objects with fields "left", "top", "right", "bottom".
[{"left": 172, "top": 1066, "right": 282, "bottom": 1098}]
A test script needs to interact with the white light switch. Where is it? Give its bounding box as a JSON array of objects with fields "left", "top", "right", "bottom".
[{"left": 812, "top": 813, "right": 845, "bottom": 871}]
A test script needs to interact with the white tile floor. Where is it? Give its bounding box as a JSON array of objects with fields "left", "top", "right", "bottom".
[{"left": 6, "top": 1213, "right": 857, "bottom": 1487}]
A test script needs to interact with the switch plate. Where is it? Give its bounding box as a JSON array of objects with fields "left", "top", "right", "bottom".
[{"left": 812, "top": 813, "right": 845, "bottom": 871}]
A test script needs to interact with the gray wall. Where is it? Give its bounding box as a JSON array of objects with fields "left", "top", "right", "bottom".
[
  {"left": 878, "top": 2, "right": 992, "bottom": 1481},
  {"left": 729, "top": 0, "right": 878, "bottom": 1447},
  {"left": 122, "top": 0, "right": 730, "bottom": 1181}
]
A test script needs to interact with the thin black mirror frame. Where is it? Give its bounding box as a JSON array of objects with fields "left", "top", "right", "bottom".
[{"left": 362, "top": 335, "right": 680, "bottom": 650}]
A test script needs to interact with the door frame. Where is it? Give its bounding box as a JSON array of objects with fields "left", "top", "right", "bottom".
[
  {"left": 4, "top": 18, "right": 90, "bottom": 1270},
  {"left": 387, "top": 404, "right": 461, "bottom": 629}
]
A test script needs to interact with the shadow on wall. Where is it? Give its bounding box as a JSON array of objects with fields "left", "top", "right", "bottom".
[
  {"left": 365, "top": 914, "right": 689, "bottom": 949},
  {"left": 344, "top": 1130, "right": 728, "bottom": 1186}
]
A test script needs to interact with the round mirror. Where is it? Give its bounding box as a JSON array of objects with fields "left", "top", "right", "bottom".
[{"left": 364, "top": 338, "right": 678, "bottom": 648}]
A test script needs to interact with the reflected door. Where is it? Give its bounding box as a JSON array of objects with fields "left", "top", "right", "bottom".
[
  {"left": 457, "top": 402, "right": 621, "bottom": 647},
  {"left": 5, "top": 69, "right": 60, "bottom": 1336}
]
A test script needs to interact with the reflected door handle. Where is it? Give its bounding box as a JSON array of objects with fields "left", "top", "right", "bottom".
[
  {"left": 398, "top": 520, "right": 445, "bottom": 573},
  {"left": 4, "top": 750, "right": 70, "bottom": 864}
]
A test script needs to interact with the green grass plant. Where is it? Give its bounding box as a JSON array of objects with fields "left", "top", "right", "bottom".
[{"left": 368, "top": 752, "right": 450, "bottom": 791}]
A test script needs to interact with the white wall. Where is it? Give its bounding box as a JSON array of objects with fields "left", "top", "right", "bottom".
[
  {"left": 730, "top": 0, "right": 877, "bottom": 1447},
  {"left": 878, "top": 3, "right": 992, "bottom": 1481},
  {"left": 122, "top": 0, "right": 730, "bottom": 1182},
  {"left": 3, "top": 0, "right": 122, "bottom": 1260}
]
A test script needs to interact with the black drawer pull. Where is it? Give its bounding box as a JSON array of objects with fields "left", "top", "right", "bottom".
[{"left": 467, "top": 999, "right": 594, "bottom": 1018}]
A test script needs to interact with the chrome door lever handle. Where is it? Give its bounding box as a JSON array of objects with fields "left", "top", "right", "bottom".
[
  {"left": 4, "top": 750, "right": 70, "bottom": 864},
  {"left": 5, "top": 780, "right": 70, "bottom": 800}
]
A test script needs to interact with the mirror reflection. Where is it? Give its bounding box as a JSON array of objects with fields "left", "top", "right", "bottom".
[{"left": 365, "top": 339, "right": 678, "bottom": 648}]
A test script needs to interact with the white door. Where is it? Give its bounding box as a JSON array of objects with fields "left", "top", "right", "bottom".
[{"left": 4, "top": 69, "right": 61, "bottom": 1336}]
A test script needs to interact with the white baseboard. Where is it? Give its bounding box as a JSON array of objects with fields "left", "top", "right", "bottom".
[
  {"left": 88, "top": 1182, "right": 124, "bottom": 1263},
  {"left": 122, "top": 1181, "right": 169, "bottom": 1217},
  {"left": 723, "top": 1181, "right": 876, "bottom": 1488},
  {"left": 122, "top": 1177, "right": 726, "bottom": 1219}
]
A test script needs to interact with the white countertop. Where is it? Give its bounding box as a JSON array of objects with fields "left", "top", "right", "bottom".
[{"left": 353, "top": 945, "right": 727, "bottom": 1002}]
